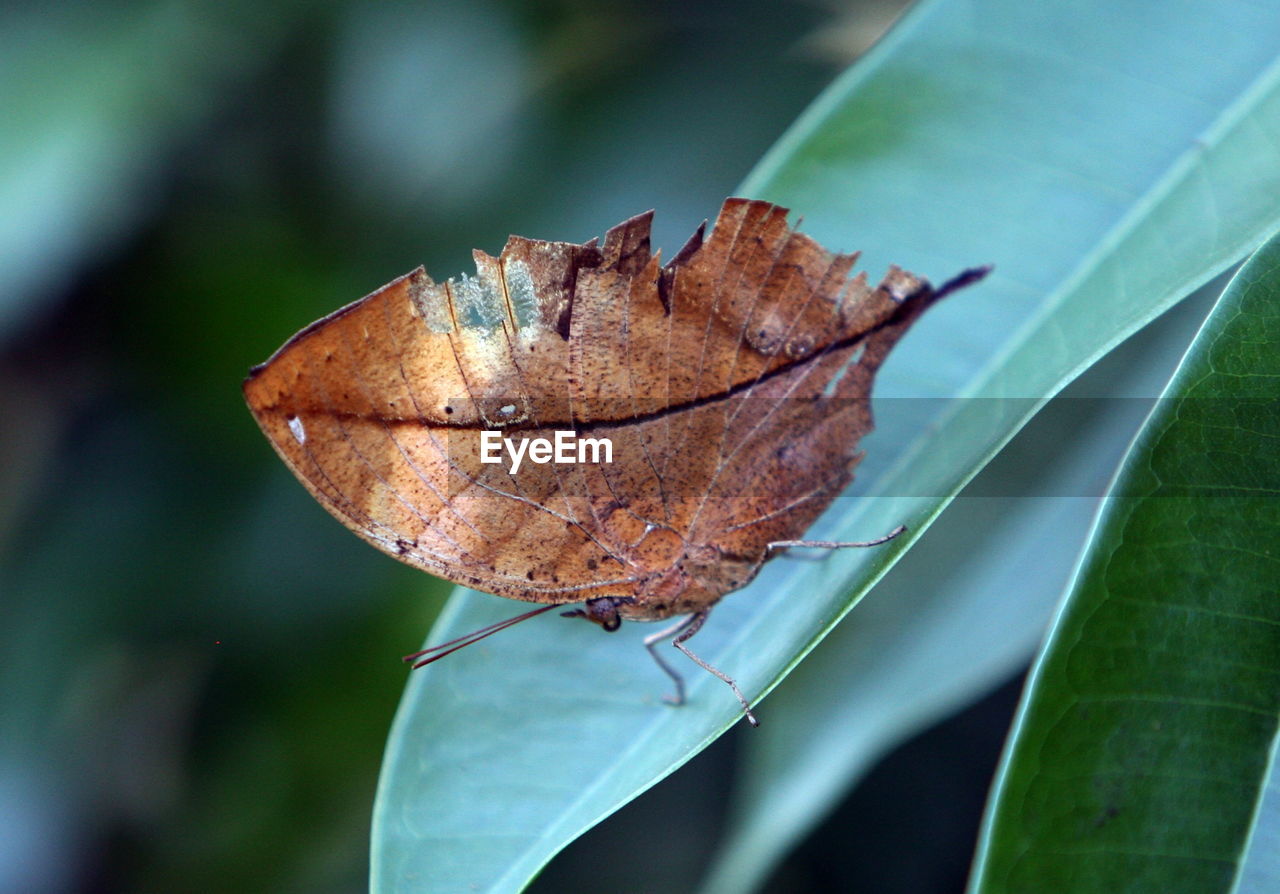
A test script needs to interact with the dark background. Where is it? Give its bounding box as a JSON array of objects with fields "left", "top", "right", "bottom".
[{"left": 0, "top": 1, "right": 1024, "bottom": 891}]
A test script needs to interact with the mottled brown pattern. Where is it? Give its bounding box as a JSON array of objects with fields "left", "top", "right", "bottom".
[{"left": 244, "top": 198, "right": 968, "bottom": 623}]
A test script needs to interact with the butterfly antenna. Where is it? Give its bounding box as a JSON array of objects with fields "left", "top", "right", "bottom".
[{"left": 403, "top": 603, "right": 561, "bottom": 669}]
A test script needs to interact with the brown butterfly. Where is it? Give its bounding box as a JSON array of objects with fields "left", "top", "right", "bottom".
[{"left": 243, "top": 198, "right": 987, "bottom": 725}]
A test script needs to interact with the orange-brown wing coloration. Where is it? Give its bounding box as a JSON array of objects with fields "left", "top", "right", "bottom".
[{"left": 243, "top": 198, "right": 951, "bottom": 621}]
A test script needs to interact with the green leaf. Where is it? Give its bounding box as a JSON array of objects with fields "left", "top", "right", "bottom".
[
  {"left": 970, "top": 235, "right": 1280, "bottom": 890},
  {"left": 373, "top": 2, "right": 1280, "bottom": 890}
]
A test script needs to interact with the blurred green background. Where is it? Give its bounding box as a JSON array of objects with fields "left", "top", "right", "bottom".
[{"left": 0, "top": 1, "right": 1043, "bottom": 892}]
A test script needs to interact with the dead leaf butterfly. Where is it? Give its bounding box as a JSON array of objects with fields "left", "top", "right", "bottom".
[{"left": 243, "top": 197, "right": 988, "bottom": 725}]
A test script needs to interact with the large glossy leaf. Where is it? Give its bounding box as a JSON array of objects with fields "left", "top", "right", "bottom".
[
  {"left": 969, "top": 235, "right": 1280, "bottom": 890},
  {"left": 698, "top": 276, "right": 1225, "bottom": 894},
  {"left": 372, "top": 2, "right": 1280, "bottom": 890}
]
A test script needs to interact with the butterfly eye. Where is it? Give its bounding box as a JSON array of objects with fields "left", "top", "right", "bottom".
[{"left": 561, "top": 597, "right": 627, "bottom": 632}]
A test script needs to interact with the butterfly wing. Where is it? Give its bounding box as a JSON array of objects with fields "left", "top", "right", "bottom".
[{"left": 243, "top": 199, "right": 936, "bottom": 611}]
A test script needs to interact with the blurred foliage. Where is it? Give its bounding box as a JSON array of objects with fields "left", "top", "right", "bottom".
[
  {"left": 17, "top": 1, "right": 1272, "bottom": 892},
  {"left": 0, "top": 1, "right": 868, "bottom": 891}
]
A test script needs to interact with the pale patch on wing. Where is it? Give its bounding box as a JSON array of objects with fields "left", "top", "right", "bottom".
[
  {"left": 502, "top": 259, "right": 540, "bottom": 332},
  {"left": 450, "top": 271, "right": 506, "bottom": 329},
  {"left": 407, "top": 270, "right": 454, "bottom": 333}
]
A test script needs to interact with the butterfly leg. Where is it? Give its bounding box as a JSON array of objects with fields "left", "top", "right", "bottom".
[
  {"left": 670, "top": 611, "right": 759, "bottom": 728},
  {"left": 767, "top": 523, "right": 906, "bottom": 555},
  {"left": 644, "top": 614, "right": 700, "bottom": 707}
]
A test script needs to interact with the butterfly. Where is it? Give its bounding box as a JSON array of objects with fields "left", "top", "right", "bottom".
[{"left": 243, "top": 197, "right": 987, "bottom": 725}]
